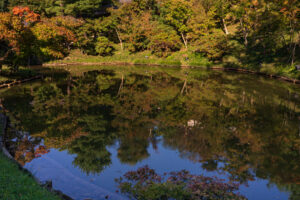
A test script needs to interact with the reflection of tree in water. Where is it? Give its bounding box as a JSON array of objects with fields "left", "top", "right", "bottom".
[
  {"left": 118, "top": 134, "right": 150, "bottom": 165},
  {"left": 68, "top": 134, "right": 112, "bottom": 174},
  {"left": 278, "top": 183, "right": 300, "bottom": 200},
  {"left": 1, "top": 67, "right": 300, "bottom": 195},
  {"left": 161, "top": 83, "right": 300, "bottom": 186}
]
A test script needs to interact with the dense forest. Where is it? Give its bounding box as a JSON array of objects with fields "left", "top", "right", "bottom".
[{"left": 0, "top": 0, "right": 299, "bottom": 74}]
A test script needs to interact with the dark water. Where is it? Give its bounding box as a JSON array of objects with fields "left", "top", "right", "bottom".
[{"left": 1, "top": 65, "right": 300, "bottom": 200}]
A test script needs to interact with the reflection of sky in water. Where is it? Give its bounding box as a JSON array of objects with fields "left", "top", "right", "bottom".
[{"left": 25, "top": 140, "right": 289, "bottom": 200}]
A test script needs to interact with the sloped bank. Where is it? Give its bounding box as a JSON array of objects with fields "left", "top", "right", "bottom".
[{"left": 0, "top": 113, "right": 70, "bottom": 200}]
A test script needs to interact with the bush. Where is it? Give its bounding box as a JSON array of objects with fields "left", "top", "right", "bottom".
[
  {"left": 95, "top": 36, "right": 115, "bottom": 56},
  {"left": 193, "top": 30, "right": 227, "bottom": 61},
  {"left": 149, "top": 25, "right": 182, "bottom": 57}
]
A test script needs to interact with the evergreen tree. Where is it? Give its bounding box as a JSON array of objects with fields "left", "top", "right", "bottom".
[{"left": 0, "top": 0, "right": 8, "bottom": 12}]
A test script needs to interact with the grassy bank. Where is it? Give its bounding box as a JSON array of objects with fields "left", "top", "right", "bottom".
[
  {"left": 46, "top": 49, "right": 211, "bottom": 67},
  {"left": 0, "top": 153, "right": 61, "bottom": 200},
  {"left": 0, "top": 116, "right": 60, "bottom": 200},
  {"left": 45, "top": 49, "right": 300, "bottom": 80}
]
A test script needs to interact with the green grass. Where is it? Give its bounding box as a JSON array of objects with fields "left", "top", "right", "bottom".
[
  {"left": 0, "top": 116, "right": 60, "bottom": 200},
  {"left": 46, "top": 49, "right": 211, "bottom": 68},
  {"left": 220, "top": 54, "right": 300, "bottom": 80},
  {"left": 0, "top": 153, "right": 61, "bottom": 200}
]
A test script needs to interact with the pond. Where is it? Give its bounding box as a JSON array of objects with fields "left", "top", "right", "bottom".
[{"left": 1, "top": 65, "right": 300, "bottom": 200}]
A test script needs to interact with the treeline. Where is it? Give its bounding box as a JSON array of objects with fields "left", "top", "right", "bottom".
[{"left": 0, "top": 0, "right": 299, "bottom": 70}]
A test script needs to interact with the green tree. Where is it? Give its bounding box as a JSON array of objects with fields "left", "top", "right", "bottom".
[
  {"left": 0, "top": 0, "right": 8, "bottom": 12},
  {"left": 64, "top": 0, "right": 109, "bottom": 18},
  {"left": 95, "top": 36, "right": 115, "bottom": 56},
  {"left": 159, "top": 0, "right": 193, "bottom": 50},
  {"left": 149, "top": 23, "right": 181, "bottom": 57}
]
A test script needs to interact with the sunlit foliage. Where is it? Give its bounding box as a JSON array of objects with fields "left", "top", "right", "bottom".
[{"left": 0, "top": 7, "right": 81, "bottom": 69}]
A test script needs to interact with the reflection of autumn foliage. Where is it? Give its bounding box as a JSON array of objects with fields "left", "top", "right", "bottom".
[
  {"left": 35, "top": 146, "right": 49, "bottom": 158},
  {"left": 39, "top": 128, "right": 88, "bottom": 149},
  {"left": 2, "top": 68, "right": 300, "bottom": 189},
  {"left": 14, "top": 136, "right": 49, "bottom": 166}
]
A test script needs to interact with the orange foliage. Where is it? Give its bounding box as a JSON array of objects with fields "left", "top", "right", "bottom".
[
  {"left": 12, "top": 6, "right": 40, "bottom": 23},
  {"left": 12, "top": 6, "right": 30, "bottom": 16},
  {"left": 0, "top": 7, "right": 80, "bottom": 61}
]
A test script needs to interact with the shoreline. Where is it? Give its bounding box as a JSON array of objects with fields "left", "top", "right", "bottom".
[
  {"left": 0, "top": 62, "right": 299, "bottom": 90},
  {"left": 43, "top": 62, "right": 300, "bottom": 85},
  {"left": 0, "top": 75, "right": 43, "bottom": 89},
  {"left": 0, "top": 113, "right": 72, "bottom": 200}
]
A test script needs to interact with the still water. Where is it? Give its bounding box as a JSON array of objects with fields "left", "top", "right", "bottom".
[{"left": 1, "top": 65, "right": 300, "bottom": 200}]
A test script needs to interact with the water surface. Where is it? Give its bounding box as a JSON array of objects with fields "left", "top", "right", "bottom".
[{"left": 1, "top": 65, "right": 300, "bottom": 200}]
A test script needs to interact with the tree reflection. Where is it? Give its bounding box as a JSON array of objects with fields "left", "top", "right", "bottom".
[{"left": 1, "top": 66, "right": 300, "bottom": 196}]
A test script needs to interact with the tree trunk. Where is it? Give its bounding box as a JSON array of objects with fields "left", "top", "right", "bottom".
[
  {"left": 222, "top": 18, "right": 229, "bottom": 35},
  {"left": 240, "top": 19, "right": 248, "bottom": 46},
  {"left": 181, "top": 33, "right": 188, "bottom": 50},
  {"left": 59, "top": 0, "right": 64, "bottom": 15},
  {"left": 67, "top": 77, "right": 71, "bottom": 96},
  {"left": 27, "top": 56, "right": 31, "bottom": 67},
  {"left": 118, "top": 74, "right": 124, "bottom": 95},
  {"left": 0, "top": 49, "right": 11, "bottom": 68},
  {"left": 115, "top": 29, "right": 123, "bottom": 51},
  {"left": 291, "top": 43, "right": 296, "bottom": 65},
  {"left": 181, "top": 79, "right": 187, "bottom": 95}
]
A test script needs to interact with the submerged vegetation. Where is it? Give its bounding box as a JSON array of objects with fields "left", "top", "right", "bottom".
[{"left": 0, "top": 0, "right": 299, "bottom": 78}]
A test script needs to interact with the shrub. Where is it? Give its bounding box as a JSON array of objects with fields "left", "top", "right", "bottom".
[
  {"left": 149, "top": 25, "right": 182, "bottom": 57},
  {"left": 95, "top": 36, "right": 115, "bottom": 56},
  {"left": 193, "top": 30, "right": 227, "bottom": 61}
]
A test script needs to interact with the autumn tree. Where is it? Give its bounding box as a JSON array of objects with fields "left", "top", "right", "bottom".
[
  {"left": 31, "top": 16, "right": 82, "bottom": 60},
  {"left": 278, "top": 0, "right": 300, "bottom": 65},
  {"left": 0, "top": 7, "right": 80, "bottom": 69},
  {"left": 0, "top": 7, "right": 40, "bottom": 70}
]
